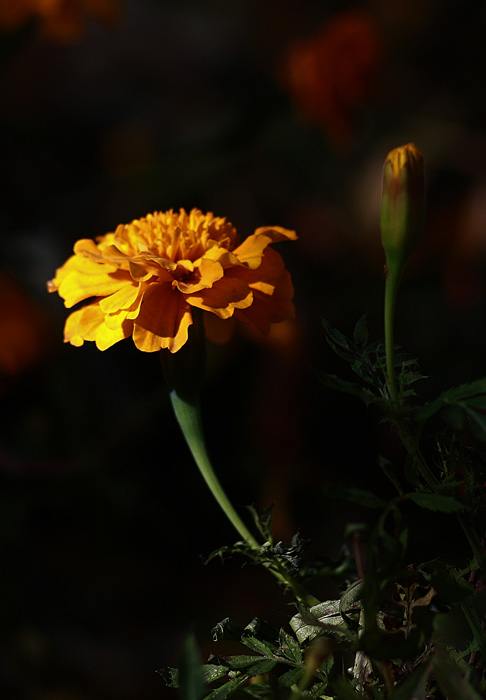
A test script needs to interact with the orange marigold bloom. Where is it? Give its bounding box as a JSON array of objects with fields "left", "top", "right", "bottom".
[
  {"left": 280, "top": 11, "right": 382, "bottom": 146},
  {"left": 48, "top": 208, "right": 297, "bottom": 353}
]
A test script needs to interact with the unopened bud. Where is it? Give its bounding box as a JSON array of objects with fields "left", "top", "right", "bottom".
[{"left": 380, "top": 143, "right": 426, "bottom": 276}]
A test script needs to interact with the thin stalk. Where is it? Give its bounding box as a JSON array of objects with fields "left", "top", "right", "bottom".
[
  {"left": 384, "top": 265, "right": 401, "bottom": 404},
  {"left": 170, "top": 390, "right": 318, "bottom": 605},
  {"left": 383, "top": 260, "right": 486, "bottom": 599},
  {"left": 170, "top": 390, "right": 259, "bottom": 549}
]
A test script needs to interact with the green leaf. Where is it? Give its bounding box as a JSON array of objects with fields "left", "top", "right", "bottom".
[
  {"left": 415, "top": 378, "right": 486, "bottom": 440},
  {"left": 240, "top": 635, "right": 275, "bottom": 658},
  {"left": 278, "top": 667, "right": 302, "bottom": 688},
  {"left": 290, "top": 600, "right": 346, "bottom": 643},
  {"left": 212, "top": 655, "right": 264, "bottom": 670},
  {"left": 246, "top": 658, "right": 277, "bottom": 675},
  {"left": 179, "top": 633, "right": 206, "bottom": 700},
  {"left": 158, "top": 666, "right": 180, "bottom": 688},
  {"left": 322, "top": 318, "right": 354, "bottom": 361},
  {"left": 408, "top": 492, "right": 463, "bottom": 513},
  {"left": 202, "top": 666, "right": 230, "bottom": 684},
  {"left": 277, "top": 628, "right": 302, "bottom": 664},
  {"left": 205, "top": 675, "right": 251, "bottom": 700}
]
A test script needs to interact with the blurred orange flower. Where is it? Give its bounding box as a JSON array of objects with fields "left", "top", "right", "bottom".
[
  {"left": 0, "top": 0, "right": 122, "bottom": 42},
  {"left": 281, "top": 11, "right": 382, "bottom": 146},
  {"left": 0, "top": 271, "right": 49, "bottom": 377},
  {"left": 48, "top": 208, "right": 297, "bottom": 353}
]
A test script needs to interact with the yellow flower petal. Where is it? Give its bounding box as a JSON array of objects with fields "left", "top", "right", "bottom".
[
  {"left": 187, "top": 277, "right": 253, "bottom": 319},
  {"left": 98, "top": 283, "right": 140, "bottom": 314},
  {"left": 173, "top": 258, "right": 224, "bottom": 294},
  {"left": 233, "top": 226, "right": 297, "bottom": 270},
  {"left": 58, "top": 262, "right": 132, "bottom": 309},
  {"left": 133, "top": 283, "right": 193, "bottom": 353},
  {"left": 95, "top": 320, "right": 133, "bottom": 351},
  {"left": 64, "top": 303, "right": 105, "bottom": 346}
]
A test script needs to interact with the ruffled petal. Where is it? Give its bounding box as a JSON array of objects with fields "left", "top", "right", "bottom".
[
  {"left": 99, "top": 282, "right": 140, "bottom": 314},
  {"left": 96, "top": 319, "right": 133, "bottom": 351},
  {"left": 64, "top": 303, "right": 105, "bottom": 346},
  {"left": 186, "top": 277, "right": 253, "bottom": 319},
  {"left": 233, "top": 226, "right": 297, "bottom": 270},
  {"left": 229, "top": 247, "right": 285, "bottom": 292},
  {"left": 174, "top": 258, "right": 224, "bottom": 294},
  {"left": 234, "top": 269, "right": 295, "bottom": 335},
  {"left": 57, "top": 259, "right": 133, "bottom": 309},
  {"left": 133, "top": 283, "right": 193, "bottom": 352}
]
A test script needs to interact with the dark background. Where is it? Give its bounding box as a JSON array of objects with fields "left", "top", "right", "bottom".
[{"left": 1, "top": 1, "right": 486, "bottom": 697}]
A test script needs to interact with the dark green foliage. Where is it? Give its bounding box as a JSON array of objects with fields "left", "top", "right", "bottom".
[{"left": 161, "top": 316, "right": 486, "bottom": 699}]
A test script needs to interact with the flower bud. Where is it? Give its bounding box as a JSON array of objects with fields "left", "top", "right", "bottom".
[{"left": 380, "top": 143, "right": 426, "bottom": 275}]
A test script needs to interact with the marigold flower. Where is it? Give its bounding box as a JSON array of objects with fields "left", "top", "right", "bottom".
[{"left": 48, "top": 208, "right": 297, "bottom": 353}]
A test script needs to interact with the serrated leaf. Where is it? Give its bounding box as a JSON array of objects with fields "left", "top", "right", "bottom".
[
  {"left": 308, "top": 680, "right": 332, "bottom": 698},
  {"left": 278, "top": 667, "right": 302, "bottom": 688},
  {"left": 408, "top": 492, "right": 463, "bottom": 513},
  {"left": 290, "top": 600, "right": 345, "bottom": 643},
  {"left": 205, "top": 675, "right": 251, "bottom": 700},
  {"left": 246, "top": 658, "right": 277, "bottom": 675},
  {"left": 202, "top": 666, "right": 230, "bottom": 684},
  {"left": 158, "top": 666, "right": 180, "bottom": 688},
  {"left": 212, "top": 655, "right": 264, "bottom": 670},
  {"left": 322, "top": 318, "right": 352, "bottom": 351},
  {"left": 277, "top": 628, "right": 302, "bottom": 664},
  {"left": 240, "top": 635, "right": 275, "bottom": 658}
]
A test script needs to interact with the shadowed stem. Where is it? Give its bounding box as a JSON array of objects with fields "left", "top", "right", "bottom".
[
  {"left": 161, "top": 314, "right": 318, "bottom": 606},
  {"left": 169, "top": 389, "right": 259, "bottom": 549},
  {"left": 169, "top": 387, "right": 318, "bottom": 606},
  {"left": 383, "top": 265, "right": 401, "bottom": 405},
  {"left": 383, "top": 266, "right": 486, "bottom": 578}
]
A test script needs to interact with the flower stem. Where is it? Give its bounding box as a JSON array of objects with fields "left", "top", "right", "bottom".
[
  {"left": 383, "top": 263, "right": 486, "bottom": 577},
  {"left": 384, "top": 265, "right": 401, "bottom": 404},
  {"left": 169, "top": 389, "right": 259, "bottom": 550}
]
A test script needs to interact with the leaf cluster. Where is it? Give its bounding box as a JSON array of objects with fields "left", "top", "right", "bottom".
[
  {"left": 319, "top": 316, "right": 425, "bottom": 409},
  {"left": 161, "top": 316, "right": 486, "bottom": 699}
]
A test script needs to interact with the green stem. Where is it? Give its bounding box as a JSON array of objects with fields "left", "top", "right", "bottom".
[
  {"left": 170, "top": 390, "right": 259, "bottom": 550},
  {"left": 384, "top": 265, "right": 401, "bottom": 404},
  {"left": 170, "top": 390, "right": 318, "bottom": 606},
  {"left": 383, "top": 260, "right": 486, "bottom": 593}
]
